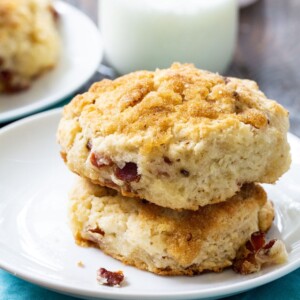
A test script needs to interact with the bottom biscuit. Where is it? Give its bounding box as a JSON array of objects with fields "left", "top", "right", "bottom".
[{"left": 69, "top": 179, "right": 274, "bottom": 276}]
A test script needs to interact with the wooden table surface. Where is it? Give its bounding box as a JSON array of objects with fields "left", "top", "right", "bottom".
[{"left": 65, "top": 0, "right": 300, "bottom": 137}]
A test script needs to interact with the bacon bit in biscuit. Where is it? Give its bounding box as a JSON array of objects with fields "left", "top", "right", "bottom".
[
  {"left": 180, "top": 169, "right": 190, "bottom": 177},
  {"left": 163, "top": 156, "right": 172, "bottom": 165},
  {"left": 186, "top": 233, "right": 193, "bottom": 242},
  {"left": 115, "top": 162, "right": 141, "bottom": 182},
  {"left": 232, "top": 231, "right": 288, "bottom": 275},
  {"left": 90, "top": 152, "right": 113, "bottom": 168},
  {"left": 97, "top": 268, "right": 124, "bottom": 287},
  {"left": 223, "top": 76, "right": 231, "bottom": 84},
  {"left": 232, "top": 91, "right": 240, "bottom": 99},
  {"left": 246, "top": 231, "right": 266, "bottom": 251},
  {"left": 88, "top": 227, "right": 105, "bottom": 236},
  {"left": 86, "top": 140, "right": 92, "bottom": 151}
]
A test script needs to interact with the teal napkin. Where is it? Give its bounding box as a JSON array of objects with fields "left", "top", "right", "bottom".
[{"left": 1, "top": 268, "right": 299, "bottom": 300}]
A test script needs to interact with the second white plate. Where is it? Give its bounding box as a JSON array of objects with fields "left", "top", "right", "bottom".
[
  {"left": 0, "top": 1, "right": 103, "bottom": 123},
  {"left": 0, "top": 109, "right": 299, "bottom": 300}
]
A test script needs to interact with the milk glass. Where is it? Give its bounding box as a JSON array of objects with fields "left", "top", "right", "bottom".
[{"left": 99, "top": 0, "right": 238, "bottom": 74}]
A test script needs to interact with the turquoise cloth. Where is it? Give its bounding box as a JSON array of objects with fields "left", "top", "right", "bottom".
[{"left": 0, "top": 268, "right": 299, "bottom": 299}]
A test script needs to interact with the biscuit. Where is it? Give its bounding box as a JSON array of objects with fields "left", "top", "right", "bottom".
[
  {"left": 58, "top": 63, "right": 290, "bottom": 210},
  {"left": 69, "top": 178, "right": 274, "bottom": 275},
  {"left": 0, "top": 0, "right": 60, "bottom": 92}
]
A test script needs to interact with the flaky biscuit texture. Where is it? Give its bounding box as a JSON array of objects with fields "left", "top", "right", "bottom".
[
  {"left": 69, "top": 178, "right": 274, "bottom": 275},
  {"left": 58, "top": 63, "right": 290, "bottom": 209}
]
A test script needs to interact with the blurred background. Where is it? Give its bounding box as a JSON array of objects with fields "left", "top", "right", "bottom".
[{"left": 64, "top": 0, "right": 300, "bottom": 137}]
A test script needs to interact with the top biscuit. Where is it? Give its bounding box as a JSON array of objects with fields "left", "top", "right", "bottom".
[{"left": 58, "top": 63, "right": 290, "bottom": 210}]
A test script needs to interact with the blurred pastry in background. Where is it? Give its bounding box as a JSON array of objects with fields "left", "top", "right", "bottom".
[{"left": 0, "top": 0, "right": 60, "bottom": 93}]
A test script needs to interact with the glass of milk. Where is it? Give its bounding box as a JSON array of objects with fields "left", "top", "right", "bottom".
[{"left": 99, "top": 0, "right": 238, "bottom": 74}]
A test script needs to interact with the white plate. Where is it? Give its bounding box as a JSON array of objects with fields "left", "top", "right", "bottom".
[
  {"left": 0, "top": 2, "right": 103, "bottom": 124},
  {"left": 0, "top": 109, "right": 299, "bottom": 300}
]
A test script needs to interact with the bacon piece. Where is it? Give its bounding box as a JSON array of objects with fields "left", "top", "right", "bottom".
[
  {"left": 223, "top": 76, "right": 231, "bottom": 84},
  {"left": 232, "top": 91, "right": 240, "bottom": 99},
  {"left": 163, "top": 156, "right": 172, "bottom": 165},
  {"left": 86, "top": 140, "right": 92, "bottom": 151},
  {"left": 97, "top": 268, "right": 124, "bottom": 287},
  {"left": 248, "top": 231, "right": 266, "bottom": 251},
  {"left": 115, "top": 162, "right": 141, "bottom": 182},
  {"left": 232, "top": 231, "right": 288, "bottom": 275},
  {"left": 90, "top": 152, "right": 113, "bottom": 168},
  {"left": 186, "top": 233, "right": 193, "bottom": 242},
  {"left": 180, "top": 169, "right": 190, "bottom": 177},
  {"left": 263, "top": 239, "right": 276, "bottom": 250}
]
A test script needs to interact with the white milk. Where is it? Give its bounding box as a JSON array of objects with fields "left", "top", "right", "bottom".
[{"left": 99, "top": 0, "right": 238, "bottom": 74}]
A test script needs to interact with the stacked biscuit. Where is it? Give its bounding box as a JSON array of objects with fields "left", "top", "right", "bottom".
[
  {"left": 57, "top": 63, "right": 290, "bottom": 275},
  {"left": 0, "top": 0, "right": 60, "bottom": 92}
]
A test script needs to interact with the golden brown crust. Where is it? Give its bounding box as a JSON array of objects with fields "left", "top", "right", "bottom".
[
  {"left": 59, "top": 63, "right": 290, "bottom": 210},
  {"left": 63, "top": 63, "right": 288, "bottom": 153},
  {"left": 70, "top": 179, "right": 274, "bottom": 275},
  {"left": 95, "top": 248, "right": 228, "bottom": 276},
  {"left": 135, "top": 183, "right": 267, "bottom": 267}
]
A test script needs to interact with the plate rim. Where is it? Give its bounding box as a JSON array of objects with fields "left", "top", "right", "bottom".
[
  {"left": 0, "top": 108, "right": 299, "bottom": 300},
  {"left": 0, "top": 1, "right": 103, "bottom": 124}
]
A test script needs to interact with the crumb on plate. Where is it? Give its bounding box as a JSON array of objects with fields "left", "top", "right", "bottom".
[{"left": 77, "top": 261, "right": 85, "bottom": 267}]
